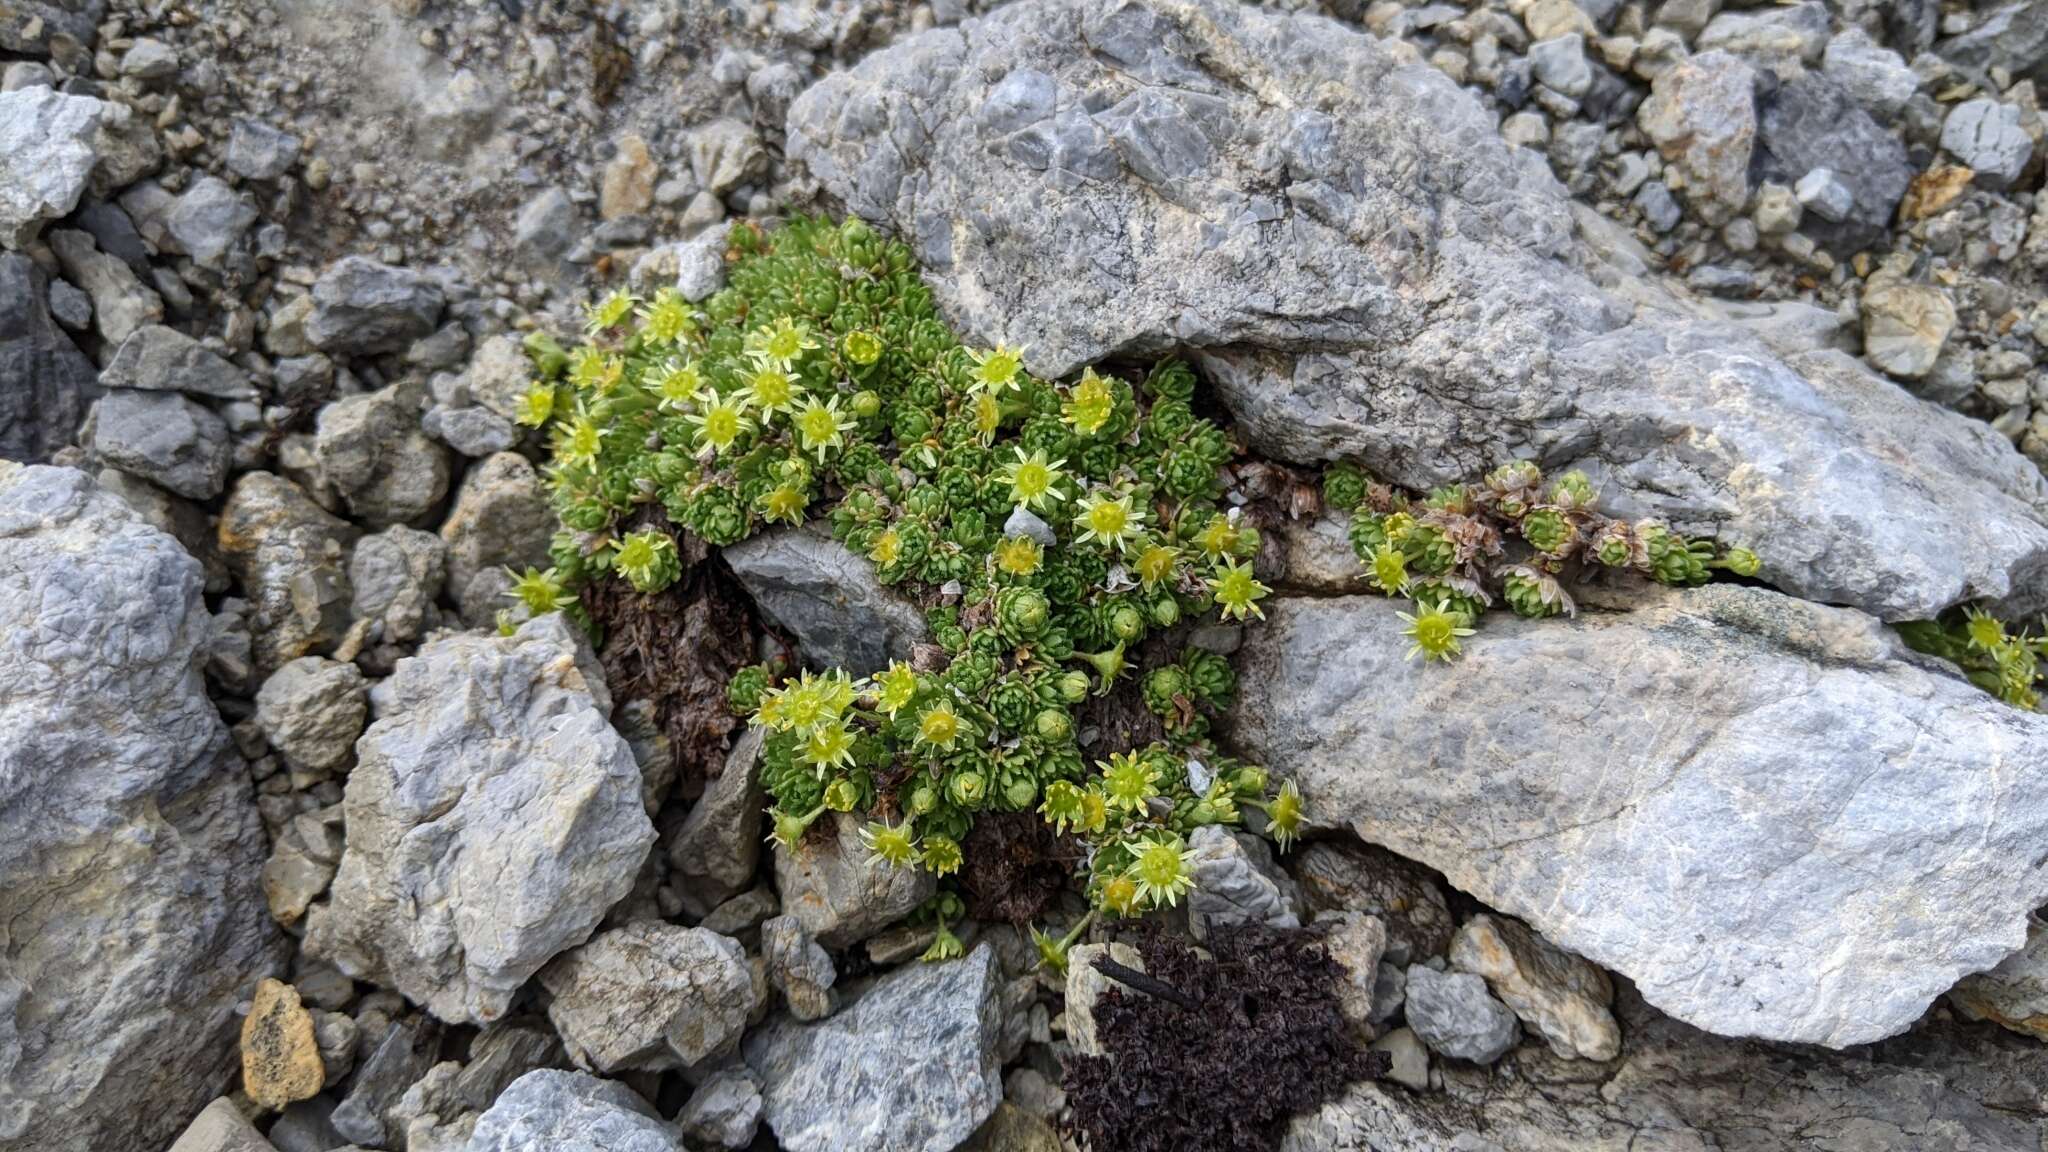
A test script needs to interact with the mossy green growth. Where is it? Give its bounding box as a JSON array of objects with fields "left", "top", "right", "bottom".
[
  {"left": 1332, "top": 463, "right": 1759, "bottom": 660},
  {"left": 515, "top": 215, "right": 1302, "bottom": 938},
  {"left": 1899, "top": 607, "right": 2046, "bottom": 710}
]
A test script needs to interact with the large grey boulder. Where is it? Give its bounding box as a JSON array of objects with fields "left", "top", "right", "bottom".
[
  {"left": 746, "top": 942, "right": 1005, "bottom": 1152},
  {"left": 304, "top": 616, "right": 655, "bottom": 1025},
  {"left": 0, "top": 464, "right": 283, "bottom": 1152},
  {"left": 786, "top": 0, "right": 2048, "bottom": 621},
  {"left": 725, "top": 526, "right": 929, "bottom": 673},
  {"left": 1231, "top": 587, "right": 2048, "bottom": 1047},
  {"left": 0, "top": 251, "right": 97, "bottom": 461},
  {"left": 1284, "top": 989, "right": 2048, "bottom": 1152},
  {"left": 463, "top": 1070, "right": 675, "bottom": 1152}
]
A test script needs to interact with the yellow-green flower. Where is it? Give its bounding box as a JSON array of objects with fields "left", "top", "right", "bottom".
[
  {"left": 558, "top": 412, "right": 605, "bottom": 466},
  {"left": 842, "top": 329, "right": 884, "bottom": 366},
  {"left": 972, "top": 390, "right": 1003, "bottom": 442},
  {"left": 870, "top": 526, "right": 905, "bottom": 569},
  {"left": 793, "top": 395, "right": 855, "bottom": 461},
  {"left": 1100, "top": 873, "right": 1141, "bottom": 916},
  {"left": 766, "top": 669, "right": 856, "bottom": 733},
  {"left": 683, "top": 390, "right": 753, "bottom": 455},
  {"left": 1099, "top": 750, "right": 1160, "bottom": 813},
  {"left": 568, "top": 347, "right": 623, "bottom": 394},
  {"left": 860, "top": 820, "right": 919, "bottom": 868},
  {"left": 513, "top": 381, "right": 557, "bottom": 427},
  {"left": 969, "top": 343, "right": 1026, "bottom": 393},
  {"left": 800, "top": 719, "right": 859, "bottom": 773},
  {"left": 993, "top": 535, "right": 1043, "bottom": 577},
  {"left": 873, "top": 661, "right": 920, "bottom": 716},
  {"left": 1207, "top": 558, "right": 1271, "bottom": 622},
  {"left": 584, "top": 287, "right": 637, "bottom": 335},
  {"left": 759, "top": 484, "right": 808, "bottom": 525},
  {"left": 920, "top": 833, "right": 964, "bottom": 876},
  {"left": 1260, "top": 779, "right": 1306, "bottom": 852},
  {"left": 613, "top": 529, "right": 678, "bottom": 593},
  {"left": 1063, "top": 367, "right": 1114, "bottom": 435},
  {"left": 1038, "top": 780, "right": 1092, "bottom": 835},
  {"left": 1398, "top": 599, "right": 1477, "bottom": 663},
  {"left": 508, "top": 566, "right": 574, "bottom": 615},
  {"left": 1073, "top": 488, "right": 1144, "bottom": 552},
  {"left": 915, "top": 698, "right": 966, "bottom": 751},
  {"left": 648, "top": 359, "right": 703, "bottom": 410},
  {"left": 741, "top": 360, "right": 800, "bottom": 417},
  {"left": 999, "top": 447, "right": 1068, "bottom": 511},
  {"left": 1368, "top": 545, "right": 1409, "bottom": 595},
  {"left": 1966, "top": 606, "right": 2008, "bottom": 652},
  {"left": 1134, "top": 541, "right": 1179, "bottom": 588},
  {"left": 747, "top": 316, "right": 820, "bottom": 369},
  {"left": 1192, "top": 513, "right": 1244, "bottom": 560},
  {"left": 1127, "top": 834, "right": 1197, "bottom": 909},
  {"left": 636, "top": 288, "right": 696, "bottom": 345}
]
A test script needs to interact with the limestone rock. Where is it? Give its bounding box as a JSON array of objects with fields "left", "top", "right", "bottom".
[
  {"left": 773, "top": 810, "right": 936, "bottom": 948},
  {"left": 1752, "top": 75, "right": 1912, "bottom": 246},
  {"left": 217, "top": 472, "right": 359, "bottom": 678},
  {"left": 1861, "top": 275, "right": 1956, "bottom": 380},
  {"left": 1231, "top": 588, "right": 2048, "bottom": 1047},
  {"left": 304, "top": 617, "right": 654, "bottom": 1025},
  {"left": 761, "top": 913, "right": 838, "bottom": 1022},
  {"left": 331, "top": 1014, "right": 443, "bottom": 1147},
  {"left": 1949, "top": 914, "right": 2048, "bottom": 1040},
  {"left": 0, "top": 87, "right": 107, "bottom": 246},
  {"left": 538, "top": 921, "right": 756, "bottom": 1072},
  {"left": 679, "top": 1069, "right": 762, "bottom": 1150},
  {"left": 254, "top": 656, "right": 368, "bottom": 775},
  {"left": 1064, "top": 941, "right": 1143, "bottom": 1058},
  {"left": 1404, "top": 965, "right": 1521, "bottom": 1064},
  {"left": 242, "top": 979, "right": 325, "bottom": 1110},
  {"left": 92, "top": 388, "right": 231, "bottom": 500},
  {"left": 1323, "top": 912, "right": 1388, "bottom": 1040},
  {"left": 166, "top": 1099, "right": 278, "bottom": 1152},
  {"left": 0, "top": 464, "right": 283, "bottom": 1152},
  {"left": 1451, "top": 914, "right": 1619, "bottom": 1062},
  {"left": 1636, "top": 51, "right": 1757, "bottom": 223},
  {"left": 464, "top": 1069, "right": 675, "bottom": 1152},
  {"left": 746, "top": 943, "right": 1004, "bottom": 1152},
  {"left": 439, "top": 451, "right": 555, "bottom": 624},
  {"left": 306, "top": 257, "right": 445, "bottom": 357},
  {"left": 0, "top": 252, "right": 98, "bottom": 462},
  {"left": 668, "top": 727, "right": 767, "bottom": 918},
  {"left": 1285, "top": 989, "right": 2048, "bottom": 1152},
  {"left": 1185, "top": 824, "right": 1301, "bottom": 942},
  {"left": 314, "top": 382, "right": 452, "bottom": 529},
  {"left": 348, "top": 525, "right": 447, "bottom": 644},
  {"left": 787, "top": 0, "right": 2048, "bottom": 621},
  {"left": 724, "top": 526, "right": 930, "bottom": 673},
  {"left": 101, "top": 324, "right": 256, "bottom": 399},
  {"left": 1291, "top": 840, "right": 1455, "bottom": 966}
]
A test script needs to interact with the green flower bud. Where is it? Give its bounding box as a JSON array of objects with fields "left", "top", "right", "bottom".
[
  {"left": 1056, "top": 671, "right": 1091, "bottom": 703},
  {"left": 1034, "top": 707, "right": 1074, "bottom": 743}
]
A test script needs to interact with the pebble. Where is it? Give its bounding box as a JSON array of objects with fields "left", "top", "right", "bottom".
[
  {"left": 1941, "top": 99, "right": 2034, "bottom": 188},
  {"left": 1793, "top": 168, "right": 1854, "bottom": 223}
]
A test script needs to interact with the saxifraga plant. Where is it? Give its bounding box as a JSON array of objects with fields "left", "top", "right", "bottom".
[
  {"left": 1324, "top": 461, "right": 1760, "bottom": 660},
  {"left": 1899, "top": 607, "right": 2046, "bottom": 710},
  {"left": 506, "top": 216, "right": 1305, "bottom": 963}
]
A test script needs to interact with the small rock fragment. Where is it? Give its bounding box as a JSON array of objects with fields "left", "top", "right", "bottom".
[
  {"left": 1403, "top": 964, "right": 1521, "bottom": 1063},
  {"left": 241, "top": 979, "right": 324, "bottom": 1110}
]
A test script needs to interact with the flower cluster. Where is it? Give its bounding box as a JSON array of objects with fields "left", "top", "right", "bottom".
[
  {"left": 1326, "top": 461, "right": 1760, "bottom": 661},
  {"left": 514, "top": 216, "right": 1303, "bottom": 947},
  {"left": 1898, "top": 606, "right": 2046, "bottom": 709}
]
